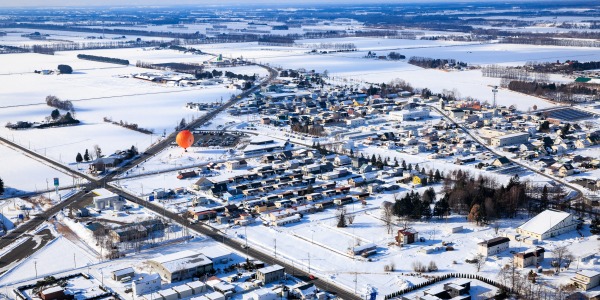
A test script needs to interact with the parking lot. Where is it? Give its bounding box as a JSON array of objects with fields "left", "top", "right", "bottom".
[{"left": 193, "top": 132, "right": 243, "bottom": 148}]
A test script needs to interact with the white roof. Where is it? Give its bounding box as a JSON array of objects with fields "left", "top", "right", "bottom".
[
  {"left": 172, "top": 285, "right": 192, "bottom": 293},
  {"left": 92, "top": 188, "right": 118, "bottom": 200},
  {"left": 160, "top": 289, "right": 178, "bottom": 297},
  {"left": 42, "top": 286, "right": 63, "bottom": 294},
  {"left": 518, "top": 209, "right": 572, "bottom": 235},
  {"left": 149, "top": 250, "right": 212, "bottom": 273},
  {"left": 112, "top": 267, "right": 134, "bottom": 277},
  {"left": 187, "top": 281, "right": 207, "bottom": 289},
  {"left": 134, "top": 273, "right": 160, "bottom": 284},
  {"left": 578, "top": 270, "right": 600, "bottom": 278},
  {"left": 257, "top": 264, "right": 284, "bottom": 274},
  {"left": 206, "top": 291, "right": 226, "bottom": 300}
]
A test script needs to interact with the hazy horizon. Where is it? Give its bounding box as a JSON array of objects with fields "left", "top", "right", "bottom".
[{"left": 0, "top": 0, "right": 572, "bottom": 8}]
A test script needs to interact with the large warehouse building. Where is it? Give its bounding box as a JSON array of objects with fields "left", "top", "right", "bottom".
[
  {"left": 516, "top": 209, "right": 578, "bottom": 241},
  {"left": 146, "top": 250, "right": 213, "bottom": 283}
]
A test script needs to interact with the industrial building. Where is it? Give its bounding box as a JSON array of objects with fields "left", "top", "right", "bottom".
[{"left": 146, "top": 250, "right": 213, "bottom": 283}]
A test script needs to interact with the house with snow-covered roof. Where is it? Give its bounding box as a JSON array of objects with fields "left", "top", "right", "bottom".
[{"left": 516, "top": 209, "right": 578, "bottom": 240}]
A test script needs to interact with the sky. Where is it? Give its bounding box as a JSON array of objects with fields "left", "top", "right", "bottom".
[{"left": 0, "top": 0, "right": 554, "bottom": 8}]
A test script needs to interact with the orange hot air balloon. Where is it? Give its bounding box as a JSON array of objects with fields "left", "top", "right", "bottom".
[{"left": 176, "top": 130, "right": 194, "bottom": 151}]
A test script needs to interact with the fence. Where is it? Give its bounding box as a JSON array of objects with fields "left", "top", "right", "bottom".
[{"left": 384, "top": 273, "right": 513, "bottom": 299}]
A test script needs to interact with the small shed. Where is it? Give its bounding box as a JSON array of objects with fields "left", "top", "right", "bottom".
[
  {"left": 173, "top": 284, "right": 194, "bottom": 298},
  {"left": 205, "top": 291, "right": 226, "bottom": 300},
  {"left": 187, "top": 281, "right": 208, "bottom": 294},
  {"left": 159, "top": 289, "right": 179, "bottom": 300},
  {"left": 112, "top": 267, "right": 135, "bottom": 281}
]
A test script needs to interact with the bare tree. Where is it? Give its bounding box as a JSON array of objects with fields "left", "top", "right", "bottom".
[
  {"left": 552, "top": 245, "right": 573, "bottom": 273},
  {"left": 93, "top": 144, "right": 102, "bottom": 159},
  {"left": 382, "top": 203, "right": 394, "bottom": 235},
  {"left": 347, "top": 214, "right": 355, "bottom": 225},
  {"left": 492, "top": 222, "right": 501, "bottom": 235},
  {"left": 473, "top": 254, "right": 485, "bottom": 272}
]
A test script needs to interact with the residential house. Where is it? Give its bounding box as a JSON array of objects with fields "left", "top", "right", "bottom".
[
  {"left": 514, "top": 247, "right": 545, "bottom": 268},
  {"left": 396, "top": 229, "right": 418, "bottom": 245},
  {"left": 477, "top": 237, "right": 510, "bottom": 256},
  {"left": 492, "top": 156, "right": 511, "bottom": 167},
  {"left": 571, "top": 270, "right": 600, "bottom": 290},
  {"left": 177, "top": 170, "right": 197, "bottom": 180}
]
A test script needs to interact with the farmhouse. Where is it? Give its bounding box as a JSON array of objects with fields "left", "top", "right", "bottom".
[
  {"left": 477, "top": 237, "right": 510, "bottom": 256},
  {"left": 514, "top": 247, "right": 545, "bottom": 268},
  {"left": 396, "top": 229, "right": 418, "bottom": 245},
  {"left": 146, "top": 250, "right": 213, "bottom": 283},
  {"left": 516, "top": 209, "right": 578, "bottom": 240}
]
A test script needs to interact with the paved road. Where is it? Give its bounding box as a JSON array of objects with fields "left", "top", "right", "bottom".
[
  {"left": 110, "top": 187, "right": 360, "bottom": 300},
  {"left": 0, "top": 229, "right": 54, "bottom": 274},
  {"left": 0, "top": 63, "right": 361, "bottom": 298}
]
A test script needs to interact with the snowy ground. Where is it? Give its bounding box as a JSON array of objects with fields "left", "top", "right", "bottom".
[{"left": 0, "top": 143, "right": 85, "bottom": 196}]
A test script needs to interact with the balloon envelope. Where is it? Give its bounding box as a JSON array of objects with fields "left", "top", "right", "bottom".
[{"left": 176, "top": 130, "right": 194, "bottom": 149}]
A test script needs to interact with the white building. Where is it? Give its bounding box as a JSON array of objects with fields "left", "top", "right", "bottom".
[
  {"left": 490, "top": 132, "right": 529, "bottom": 147},
  {"left": 132, "top": 273, "right": 161, "bottom": 296},
  {"left": 242, "top": 289, "right": 278, "bottom": 300},
  {"left": 346, "top": 118, "right": 366, "bottom": 127},
  {"left": 571, "top": 270, "right": 600, "bottom": 290},
  {"left": 516, "top": 209, "right": 578, "bottom": 240},
  {"left": 388, "top": 109, "right": 430, "bottom": 122},
  {"left": 146, "top": 250, "right": 213, "bottom": 283},
  {"left": 477, "top": 237, "right": 510, "bottom": 256},
  {"left": 92, "top": 188, "right": 120, "bottom": 210}
]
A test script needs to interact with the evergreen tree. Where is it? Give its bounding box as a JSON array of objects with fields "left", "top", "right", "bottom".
[
  {"left": 0, "top": 177, "right": 4, "bottom": 195},
  {"left": 434, "top": 169, "right": 442, "bottom": 182},
  {"left": 84, "top": 149, "right": 90, "bottom": 162},
  {"left": 350, "top": 148, "right": 354, "bottom": 157},
  {"left": 371, "top": 154, "right": 377, "bottom": 165},
  {"left": 415, "top": 163, "right": 419, "bottom": 171},
  {"left": 76, "top": 153, "right": 83, "bottom": 163},
  {"left": 402, "top": 160, "right": 407, "bottom": 170},
  {"left": 428, "top": 169, "right": 434, "bottom": 182},
  {"left": 50, "top": 109, "right": 61, "bottom": 120},
  {"left": 421, "top": 199, "right": 432, "bottom": 220},
  {"left": 540, "top": 185, "right": 549, "bottom": 211},
  {"left": 433, "top": 196, "right": 450, "bottom": 219},
  {"left": 407, "top": 163, "right": 412, "bottom": 171},
  {"left": 421, "top": 167, "right": 426, "bottom": 174},
  {"left": 394, "top": 160, "right": 399, "bottom": 167}
]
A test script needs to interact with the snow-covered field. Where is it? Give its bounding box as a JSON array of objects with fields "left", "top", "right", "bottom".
[
  {"left": 193, "top": 38, "right": 600, "bottom": 110},
  {"left": 0, "top": 144, "right": 83, "bottom": 196}
]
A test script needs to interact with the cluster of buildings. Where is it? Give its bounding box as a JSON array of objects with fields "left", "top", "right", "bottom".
[{"left": 106, "top": 248, "right": 323, "bottom": 300}]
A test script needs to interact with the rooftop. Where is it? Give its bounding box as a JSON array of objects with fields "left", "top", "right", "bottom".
[{"left": 518, "top": 209, "right": 572, "bottom": 235}]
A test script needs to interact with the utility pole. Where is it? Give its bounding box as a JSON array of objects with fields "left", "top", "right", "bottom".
[{"left": 492, "top": 86, "right": 498, "bottom": 108}]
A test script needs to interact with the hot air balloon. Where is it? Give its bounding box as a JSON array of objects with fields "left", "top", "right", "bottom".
[{"left": 176, "top": 130, "right": 194, "bottom": 152}]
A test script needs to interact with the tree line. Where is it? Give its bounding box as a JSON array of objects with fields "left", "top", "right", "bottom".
[
  {"left": 506, "top": 80, "right": 600, "bottom": 103},
  {"left": 77, "top": 54, "right": 129, "bottom": 65},
  {"left": 481, "top": 64, "right": 549, "bottom": 82},
  {"left": 408, "top": 56, "right": 468, "bottom": 69},
  {"left": 103, "top": 117, "right": 153, "bottom": 135}
]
